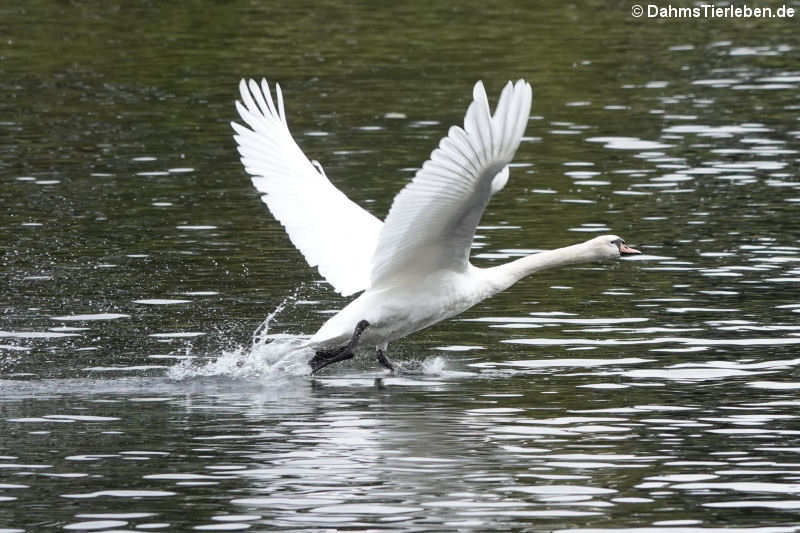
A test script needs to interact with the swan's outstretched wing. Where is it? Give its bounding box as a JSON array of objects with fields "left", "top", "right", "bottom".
[
  {"left": 232, "top": 79, "right": 382, "bottom": 297},
  {"left": 370, "top": 80, "right": 532, "bottom": 287}
]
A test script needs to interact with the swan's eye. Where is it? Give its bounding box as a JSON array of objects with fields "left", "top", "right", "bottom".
[{"left": 611, "top": 238, "right": 623, "bottom": 248}]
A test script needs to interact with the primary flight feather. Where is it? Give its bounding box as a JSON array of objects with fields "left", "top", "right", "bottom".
[{"left": 232, "top": 79, "right": 381, "bottom": 297}]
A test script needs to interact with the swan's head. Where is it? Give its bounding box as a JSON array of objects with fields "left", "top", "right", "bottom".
[{"left": 586, "top": 235, "right": 641, "bottom": 261}]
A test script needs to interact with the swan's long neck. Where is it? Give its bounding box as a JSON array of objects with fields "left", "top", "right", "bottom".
[{"left": 482, "top": 241, "right": 598, "bottom": 296}]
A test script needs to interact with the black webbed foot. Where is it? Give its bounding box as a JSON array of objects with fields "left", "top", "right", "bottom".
[
  {"left": 309, "top": 345, "right": 352, "bottom": 374},
  {"left": 310, "top": 320, "right": 370, "bottom": 374}
]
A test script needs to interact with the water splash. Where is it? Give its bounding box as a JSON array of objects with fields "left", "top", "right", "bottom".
[
  {"left": 168, "top": 290, "right": 313, "bottom": 381},
  {"left": 393, "top": 355, "right": 447, "bottom": 375},
  {"left": 166, "top": 286, "right": 451, "bottom": 381}
]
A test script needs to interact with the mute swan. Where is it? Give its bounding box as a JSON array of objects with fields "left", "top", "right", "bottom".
[{"left": 232, "top": 79, "right": 639, "bottom": 373}]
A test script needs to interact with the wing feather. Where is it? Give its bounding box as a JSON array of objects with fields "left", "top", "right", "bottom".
[
  {"left": 370, "top": 80, "right": 532, "bottom": 287},
  {"left": 232, "top": 79, "right": 382, "bottom": 296}
]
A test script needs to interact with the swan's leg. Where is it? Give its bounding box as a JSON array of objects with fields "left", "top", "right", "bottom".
[
  {"left": 309, "top": 320, "right": 369, "bottom": 374},
  {"left": 375, "top": 348, "right": 394, "bottom": 372}
]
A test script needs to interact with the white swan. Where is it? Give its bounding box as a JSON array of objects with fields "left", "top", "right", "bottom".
[{"left": 231, "top": 79, "right": 640, "bottom": 373}]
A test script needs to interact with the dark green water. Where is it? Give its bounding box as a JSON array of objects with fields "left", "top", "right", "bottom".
[{"left": 2, "top": 2, "right": 800, "bottom": 531}]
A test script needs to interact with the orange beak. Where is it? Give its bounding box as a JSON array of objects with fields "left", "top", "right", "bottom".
[{"left": 620, "top": 243, "right": 641, "bottom": 256}]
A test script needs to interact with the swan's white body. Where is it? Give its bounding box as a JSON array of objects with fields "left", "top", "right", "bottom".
[
  {"left": 232, "top": 79, "right": 638, "bottom": 364},
  {"left": 313, "top": 266, "right": 491, "bottom": 350}
]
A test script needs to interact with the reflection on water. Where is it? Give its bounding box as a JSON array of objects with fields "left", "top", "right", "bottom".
[
  {"left": 2, "top": 0, "right": 800, "bottom": 530},
  {"left": 3, "top": 370, "right": 800, "bottom": 530}
]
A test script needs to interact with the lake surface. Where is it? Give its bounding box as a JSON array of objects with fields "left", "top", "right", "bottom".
[{"left": 2, "top": 2, "right": 800, "bottom": 531}]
